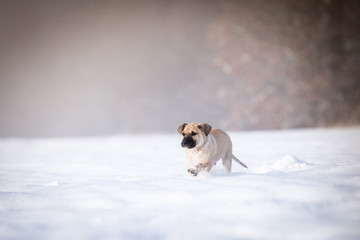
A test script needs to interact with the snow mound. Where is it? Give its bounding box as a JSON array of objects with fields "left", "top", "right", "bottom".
[
  {"left": 45, "top": 181, "right": 59, "bottom": 186},
  {"left": 258, "top": 155, "right": 312, "bottom": 173}
]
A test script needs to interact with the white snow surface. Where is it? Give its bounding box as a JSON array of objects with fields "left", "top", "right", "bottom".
[{"left": 1, "top": 128, "right": 360, "bottom": 240}]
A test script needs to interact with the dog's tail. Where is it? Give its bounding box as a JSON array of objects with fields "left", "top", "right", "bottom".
[{"left": 232, "top": 154, "right": 248, "bottom": 168}]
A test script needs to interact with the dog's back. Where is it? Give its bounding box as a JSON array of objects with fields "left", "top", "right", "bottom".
[{"left": 209, "top": 128, "right": 232, "bottom": 159}]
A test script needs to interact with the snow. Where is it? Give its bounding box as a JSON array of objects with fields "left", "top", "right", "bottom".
[
  {"left": 257, "top": 154, "right": 312, "bottom": 173},
  {"left": 0, "top": 128, "right": 360, "bottom": 240}
]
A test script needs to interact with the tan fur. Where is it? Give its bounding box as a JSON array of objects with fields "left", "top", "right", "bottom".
[{"left": 178, "top": 122, "right": 247, "bottom": 176}]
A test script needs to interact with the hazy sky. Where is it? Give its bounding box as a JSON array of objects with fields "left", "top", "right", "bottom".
[{"left": 1, "top": 0, "right": 359, "bottom": 137}]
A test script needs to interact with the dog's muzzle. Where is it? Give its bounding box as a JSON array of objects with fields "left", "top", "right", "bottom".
[{"left": 181, "top": 137, "right": 196, "bottom": 149}]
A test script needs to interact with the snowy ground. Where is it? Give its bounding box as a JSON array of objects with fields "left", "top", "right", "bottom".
[{"left": 0, "top": 128, "right": 360, "bottom": 240}]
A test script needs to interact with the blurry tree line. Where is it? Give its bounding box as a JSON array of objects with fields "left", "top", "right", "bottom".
[{"left": 200, "top": 0, "right": 360, "bottom": 130}]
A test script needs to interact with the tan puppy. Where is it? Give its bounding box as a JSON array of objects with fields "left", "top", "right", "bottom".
[{"left": 178, "top": 123, "right": 247, "bottom": 176}]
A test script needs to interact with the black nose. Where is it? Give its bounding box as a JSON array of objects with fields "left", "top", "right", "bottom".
[{"left": 181, "top": 137, "right": 196, "bottom": 148}]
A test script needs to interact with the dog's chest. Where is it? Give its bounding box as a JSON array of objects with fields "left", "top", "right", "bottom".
[{"left": 189, "top": 150, "right": 209, "bottom": 164}]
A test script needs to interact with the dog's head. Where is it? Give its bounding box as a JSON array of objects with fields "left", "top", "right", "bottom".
[{"left": 177, "top": 123, "right": 212, "bottom": 149}]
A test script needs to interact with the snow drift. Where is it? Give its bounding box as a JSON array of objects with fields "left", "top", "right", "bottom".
[{"left": 0, "top": 128, "right": 359, "bottom": 240}]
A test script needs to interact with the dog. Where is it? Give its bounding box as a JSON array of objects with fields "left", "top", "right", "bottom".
[{"left": 178, "top": 122, "right": 247, "bottom": 176}]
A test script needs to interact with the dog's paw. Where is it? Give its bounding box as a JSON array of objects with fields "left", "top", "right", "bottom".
[{"left": 187, "top": 168, "right": 198, "bottom": 176}]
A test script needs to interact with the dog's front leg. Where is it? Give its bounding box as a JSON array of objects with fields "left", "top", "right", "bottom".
[{"left": 187, "top": 163, "right": 208, "bottom": 176}]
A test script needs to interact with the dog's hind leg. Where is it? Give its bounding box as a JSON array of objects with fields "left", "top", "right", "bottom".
[{"left": 222, "top": 157, "right": 232, "bottom": 173}]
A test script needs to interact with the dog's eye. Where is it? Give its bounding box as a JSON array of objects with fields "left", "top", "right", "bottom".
[
  {"left": 191, "top": 131, "right": 197, "bottom": 136},
  {"left": 182, "top": 132, "right": 185, "bottom": 136}
]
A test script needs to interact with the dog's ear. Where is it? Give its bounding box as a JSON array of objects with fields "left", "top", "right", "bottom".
[
  {"left": 177, "top": 123, "right": 188, "bottom": 134},
  {"left": 198, "top": 123, "right": 212, "bottom": 136}
]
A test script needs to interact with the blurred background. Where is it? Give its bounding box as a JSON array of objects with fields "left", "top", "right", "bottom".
[{"left": 0, "top": 0, "right": 359, "bottom": 137}]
